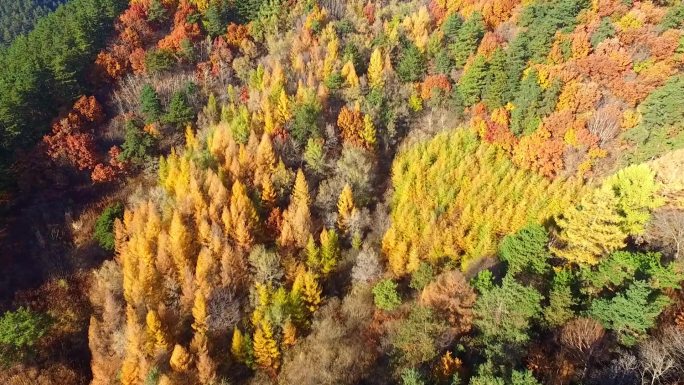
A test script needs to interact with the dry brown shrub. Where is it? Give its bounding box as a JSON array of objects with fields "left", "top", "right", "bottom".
[
  {"left": 560, "top": 318, "right": 605, "bottom": 356},
  {"left": 419, "top": 270, "right": 477, "bottom": 336},
  {"left": 1, "top": 364, "right": 81, "bottom": 385}
]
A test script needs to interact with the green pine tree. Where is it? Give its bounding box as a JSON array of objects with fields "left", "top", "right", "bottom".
[
  {"left": 590, "top": 17, "right": 615, "bottom": 48},
  {"left": 94, "top": 202, "right": 124, "bottom": 251},
  {"left": 397, "top": 41, "right": 426, "bottom": 83},
  {"left": 499, "top": 223, "right": 549, "bottom": 276},
  {"left": 442, "top": 13, "right": 463, "bottom": 42},
  {"left": 147, "top": 0, "right": 168, "bottom": 23},
  {"left": 510, "top": 70, "right": 544, "bottom": 136},
  {"left": 0, "top": 307, "right": 52, "bottom": 365},
  {"left": 542, "top": 270, "right": 576, "bottom": 327},
  {"left": 590, "top": 281, "right": 670, "bottom": 346},
  {"left": 451, "top": 12, "right": 485, "bottom": 68},
  {"left": 120, "top": 120, "right": 155, "bottom": 164},
  {"left": 164, "top": 90, "right": 195, "bottom": 129},
  {"left": 140, "top": 84, "right": 163, "bottom": 123},
  {"left": 203, "top": 2, "right": 230, "bottom": 37},
  {"left": 473, "top": 276, "right": 542, "bottom": 360},
  {"left": 458, "top": 54, "right": 487, "bottom": 106},
  {"left": 483, "top": 48, "right": 510, "bottom": 109}
]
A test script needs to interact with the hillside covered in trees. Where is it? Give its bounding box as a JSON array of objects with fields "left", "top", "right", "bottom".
[
  {"left": 1, "top": 0, "right": 684, "bottom": 385},
  {"left": 0, "top": 0, "right": 66, "bottom": 46}
]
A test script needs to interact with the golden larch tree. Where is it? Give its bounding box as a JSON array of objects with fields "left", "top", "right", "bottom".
[
  {"left": 196, "top": 338, "right": 218, "bottom": 385},
  {"left": 362, "top": 114, "right": 377, "bottom": 149},
  {"left": 228, "top": 180, "right": 259, "bottom": 248},
  {"left": 169, "top": 210, "right": 194, "bottom": 276},
  {"left": 253, "top": 319, "right": 280, "bottom": 373},
  {"left": 279, "top": 169, "right": 312, "bottom": 249},
  {"left": 337, "top": 184, "right": 357, "bottom": 233},
  {"left": 319, "top": 228, "right": 340, "bottom": 274},
  {"left": 551, "top": 187, "right": 626, "bottom": 265},
  {"left": 293, "top": 269, "right": 322, "bottom": 313},
  {"left": 368, "top": 48, "right": 384, "bottom": 89},
  {"left": 260, "top": 174, "right": 277, "bottom": 209},
  {"left": 231, "top": 327, "right": 248, "bottom": 363},
  {"left": 282, "top": 319, "right": 297, "bottom": 347},
  {"left": 255, "top": 132, "right": 277, "bottom": 183},
  {"left": 170, "top": 344, "right": 193, "bottom": 372},
  {"left": 341, "top": 60, "right": 359, "bottom": 88},
  {"left": 146, "top": 310, "right": 169, "bottom": 352},
  {"left": 191, "top": 290, "right": 208, "bottom": 336}
]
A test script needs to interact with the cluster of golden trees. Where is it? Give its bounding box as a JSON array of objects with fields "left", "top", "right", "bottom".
[
  {"left": 552, "top": 164, "right": 662, "bottom": 265},
  {"left": 86, "top": 2, "right": 390, "bottom": 381},
  {"left": 382, "top": 129, "right": 584, "bottom": 275},
  {"left": 382, "top": 128, "right": 666, "bottom": 275},
  {"left": 89, "top": 115, "right": 365, "bottom": 383}
]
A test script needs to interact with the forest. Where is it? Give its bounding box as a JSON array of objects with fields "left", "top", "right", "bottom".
[
  {"left": 0, "top": 0, "right": 683, "bottom": 385},
  {"left": 0, "top": 0, "right": 66, "bottom": 46}
]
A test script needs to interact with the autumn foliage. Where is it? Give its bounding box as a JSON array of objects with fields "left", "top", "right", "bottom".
[
  {"left": 19, "top": 1, "right": 684, "bottom": 385},
  {"left": 43, "top": 96, "right": 104, "bottom": 172},
  {"left": 420, "top": 74, "right": 452, "bottom": 100},
  {"left": 158, "top": 1, "right": 202, "bottom": 52},
  {"left": 383, "top": 129, "right": 583, "bottom": 275},
  {"left": 95, "top": 3, "right": 155, "bottom": 80}
]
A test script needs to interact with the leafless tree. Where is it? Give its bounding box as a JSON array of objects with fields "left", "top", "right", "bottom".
[
  {"left": 323, "top": 123, "right": 339, "bottom": 151},
  {"left": 593, "top": 328, "right": 684, "bottom": 385},
  {"left": 662, "top": 327, "right": 684, "bottom": 365},
  {"left": 347, "top": 207, "right": 372, "bottom": 237},
  {"left": 642, "top": 209, "right": 684, "bottom": 260},
  {"left": 560, "top": 318, "right": 606, "bottom": 380},
  {"left": 637, "top": 327, "right": 684, "bottom": 385},
  {"left": 560, "top": 318, "right": 606, "bottom": 356},
  {"left": 316, "top": 145, "right": 376, "bottom": 211},
  {"left": 588, "top": 351, "right": 639, "bottom": 385},
  {"left": 639, "top": 336, "right": 677, "bottom": 385},
  {"left": 351, "top": 245, "right": 382, "bottom": 284},
  {"left": 111, "top": 74, "right": 148, "bottom": 115},
  {"left": 248, "top": 245, "right": 283, "bottom": 284},
  {"left": 89, "top": 260, "right": 126, "bottom": 385},
  {"left": 321, "top": 0, "right": 347, "bottom": 19},
  {"left": 206, "top": 287, "right": 241, "bottom": 337},
  {"left": 588, "top": 105, "right": 621, "bottom": 147},
  {"left": 112, "top": 71, "right": 199, "bottom": 116}
]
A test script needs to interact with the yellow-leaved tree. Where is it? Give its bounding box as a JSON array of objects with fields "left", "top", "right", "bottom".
[
  {"left": 362, "top": 114, "right": 377, "bottom": 149},
  {"left": 169, "top": 210, "right": 194, "bottom": 276},
  {"left": 319, "top": 228, "right": 340, "bottom": 274},
  {"left": 252, "top": 319, "right": 280, "bottom": 373},
  {"left": 255, "top": 132, "right": 277, "bottom": 184},
  {"left": 292, "top": 269, "right": 322, "bottom": 313},
  {"left": 169, "top": 344, "right": 193, "bottom": 372},
  {"left": 282, "top": 319, "right": 297, "bottom": 347},
  {"left": 368, "top": 48, "right": 384, "bottom": 89},
  {"left": 226, "top": 180, "right": 259, "bottom": 249},
  {"left": 145, "top": 310, "right": 169, "bottom": 352},
  {"left": 552, "top": 164, "right": 662, "bottom": 265},
  {"left": 191, "top": 290, "right": 208, "bottom": 336},
  {"left": 279, "top": 169, "right": 312, "bottom": 249},
  {"left": 341, "top": 60, "right": 359, "bottom": 88},
  {"left": 551, "top": 187, "right": 627, "bottom": 265},
  {"left": 231, "top": 327, "right": 249, "bottom": 364},
  {"left": 337, "top": 184, "right": 357, "bottom": 233}
]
